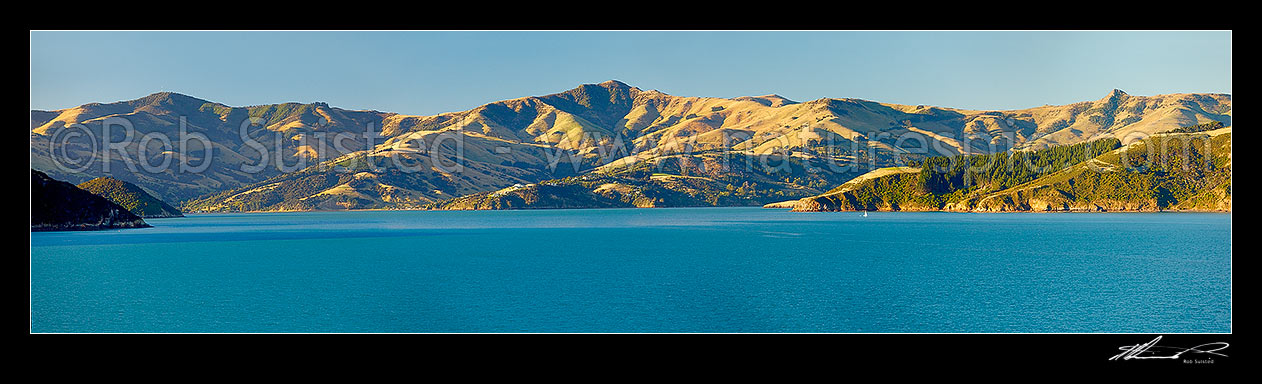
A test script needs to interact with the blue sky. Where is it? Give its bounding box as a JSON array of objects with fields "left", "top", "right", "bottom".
[{"left": 30, "top": 31, "right": 1231, "bottom": 115}]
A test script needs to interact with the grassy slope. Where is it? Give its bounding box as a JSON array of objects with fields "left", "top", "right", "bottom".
[
  {"left": 967, "top": 130, "right": 1231, "bottom": 211},
  {"left": 789, "top": 167, "right": 937, "bottom": 212},
  {"left": 424, "top": 152, "right": 863, "bottom": 210},
  {"left": 77, "top": 177, "right": 184, "bottom": 218},
  {"left": 789, "top": 129, "right": 1230, "bottom": 212},
  {"left": 34, "top": 84, "right": 1231, "bottom": 213}
]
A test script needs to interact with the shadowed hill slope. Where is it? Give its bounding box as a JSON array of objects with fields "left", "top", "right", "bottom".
[
  {"left": 31, "top": 170, "right": 149, "bottom": 231},
  {"left": 78, "top": 177, "right": 183, "bottom": 218}
]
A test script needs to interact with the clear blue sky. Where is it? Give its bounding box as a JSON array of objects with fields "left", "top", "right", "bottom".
[{"left": 30, "top": 31, "right": 1231, "bottom": 115}]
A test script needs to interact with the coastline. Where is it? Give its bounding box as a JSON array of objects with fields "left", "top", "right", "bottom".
[
  {"left": 176, "top": 205, "right": 1233, "bottom": 215},
  {"left": 30, "top": 220, "right": 151, "bottom": 232}
]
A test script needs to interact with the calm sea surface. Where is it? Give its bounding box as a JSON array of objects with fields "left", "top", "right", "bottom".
[{"left": 30, "top": 208, "right": 1231, "bottom": 333}]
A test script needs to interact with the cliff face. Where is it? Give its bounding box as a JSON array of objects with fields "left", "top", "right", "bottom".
[
  {"left": 31, "top": 170, "right": 149, "bottom": 231},
  {"left": 793, "top": 194, "right": 941, "bottom": 212},
  {"left": 959, "top": 193, "right": 1162, "bottom": 212}
]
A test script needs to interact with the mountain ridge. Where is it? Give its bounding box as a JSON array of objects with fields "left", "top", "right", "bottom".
[{"left": 31, "top": 81, "right": 1231, "bottom": 212}]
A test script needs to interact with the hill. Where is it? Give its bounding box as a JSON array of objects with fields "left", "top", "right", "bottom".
[
  {"left": 780, "top": 126, "right": 1231, "bottom": 212},
  {"left": 963, "top": 129, "right": 1231, "bottom": 212},
  {"left": 31, "top": 92, "right": 396, "bottom": 204},
  {"left": 424, "top": 152, "right": 852, "bottom": 210},
  {"left": 31, "top": 170, "right": 149, "bottom": 231},
  {"left": 77, "top": 177, "right": 183, "bottom": 218},
  {"left": 31, "top": 82, "right": 1231, "bottom": 212}
]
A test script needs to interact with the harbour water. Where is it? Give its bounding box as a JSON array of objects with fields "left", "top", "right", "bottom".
[{"left": 30, "top": 208, "right": 1231, "bottom": 333}]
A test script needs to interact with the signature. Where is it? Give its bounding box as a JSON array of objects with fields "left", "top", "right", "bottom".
[{"left": 1109, "top": 336, "right": 1229, "bottom": 361}]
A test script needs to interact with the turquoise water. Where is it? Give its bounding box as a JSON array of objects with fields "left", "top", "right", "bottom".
[{"left": 30, "top": 208, "right": 1231, "bottom": 333}]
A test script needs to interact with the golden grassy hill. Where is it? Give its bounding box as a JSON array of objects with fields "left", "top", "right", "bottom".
[{"left": 32, "top": 81, "right": 1230, "bottom": 212}]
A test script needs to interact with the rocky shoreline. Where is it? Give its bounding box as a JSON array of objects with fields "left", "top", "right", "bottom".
[
  {"left": 764, "top": 199, "right": 1230, "bottom": 213},
  {"left": 31, "top": 217, "right": 151, "bottom": 232}
]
